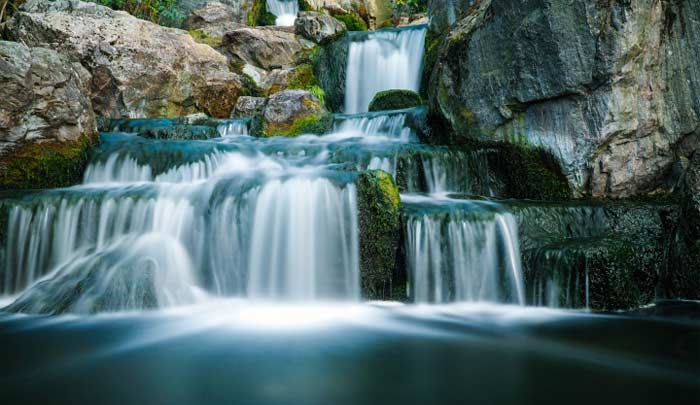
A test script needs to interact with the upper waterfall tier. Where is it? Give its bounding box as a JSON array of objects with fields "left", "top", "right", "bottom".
[
  {"left": 266, "top": 0, "right": 299, "bottom": 26},
  {"left": 345, "top": 26, "right": 427, "bottom": 113}
]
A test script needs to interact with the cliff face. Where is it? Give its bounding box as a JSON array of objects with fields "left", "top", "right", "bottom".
[{"left": 427, "top": 0, "right": 700, "bottom": 198}]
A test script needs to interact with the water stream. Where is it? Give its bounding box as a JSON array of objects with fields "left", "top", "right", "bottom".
[{"left": 266, "top": 0, "right": 299, "bottom": 26}]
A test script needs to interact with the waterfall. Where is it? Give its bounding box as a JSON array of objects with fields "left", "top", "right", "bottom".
[
  {"left": 266, "top": 0, "right": 299, "bottom": 26},
  {"left": 331, "top": 108, "right": 421, "bottom": 141},
  {"left": 403, "top": 197, "right": 525, "bottom": 304},
  {"left": 345, "top": 26, "right": 427, "bottom": 113}
]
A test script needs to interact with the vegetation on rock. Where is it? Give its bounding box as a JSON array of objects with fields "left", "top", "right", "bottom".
[
  {"left": 333, "top": 13, "right": 367, "bottom": 31},
  {"left": 369, "top": 89, "right": 423, "bottom": 112},
  {"left": 357, "top": 170, "right": 402, "bottom": 300},
  {"left": 249, "top": 0, "right": 276, "bottom": 26}
]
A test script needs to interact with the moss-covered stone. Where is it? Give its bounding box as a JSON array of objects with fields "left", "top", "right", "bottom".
[
  {"left": 334, "top": 14, "right": 368, "bottom": 31},
  {"left": 313, "top": 34, "right": 349, "bottom": 112},
  {"left": 369, "top": 89, "right": 424, "bottom": 112},
  {"left": 263, "top": 113, "right": 332, "bottom": 137},
  {"left": 0, "top": 136, "right": 97, "bottom": 190},
  {"left": 188, "top": 29, "right": 223, "bottom": 48},
  {"left": 356, "top": 170, "right": 402, "bottom": 300}
]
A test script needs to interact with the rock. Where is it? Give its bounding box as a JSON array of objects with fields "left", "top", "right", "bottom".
[
  {"left": 223, "top": 26, "right": 312, "bottom": 70},
  {"left": 427, "top": 0, "right": 475, "bottom": 34},
  {"left": 179, "top": 0, "right": 254, "bottom": 26},
  {"left": 368, "top": 89, "right": 423, "bottom": 112},
  {"left": 184, "top": 1, "right": 245, "bottom": 38},
  {"left": 260, "top": 89, "right": 329, "bottom": 136},
  {"left": 261, "top": 63, "right": 317, "bottom": 95},
  {"left": 232, "top": 96, "right": 266, "bottom": 118},
  {"left": 305, "top": 0, "right": 392, "bottom": 29},
  {"left": 0, "top": 40, "right": 97, "bottom": 190},
  {"left": 356, "top": 169, "right": 402, "bottom": 300},
  {"left": 681, "top": 151, "right": 700, "bottom": 240},
  {"left": 7, "top": 0, "right": 243, "bottom": 119},
  {"left": 295, "top": 11, "right": 346, "bottom": 44},
  {"left": 313, "top": 34, "right": 349, "bottom": 112},
  {"left": 511, "top": 200, "right": 681, "bottom": 310},
  {"left": 427, "top": 0, "right": 700, "bottom": 198}
]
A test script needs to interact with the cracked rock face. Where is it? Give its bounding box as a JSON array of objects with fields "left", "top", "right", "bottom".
[
  {"left": 7, "top": 0, "right": 243, "bottom": 119},
  {"left": 427, "top": 0, "right": 700, "bottom": 198},
  {"left": 223, "top": 26, "right": 313, "bottom": 71},
  {"left": 0, "top": 40, "right": 96, "bottom": 157},
  {"left": 295, "top": 11, "right": 346, "bottom": 44}
]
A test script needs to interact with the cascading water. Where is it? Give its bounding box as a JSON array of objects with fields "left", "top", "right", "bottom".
[
  {"left": 265, "top": 0, "right": 299, "bottom": 26},
  {"left": 345, "top": 26, "right": 427, "bottom": 113},
  {"left": 403, "top": 196, "right": 525, "bottom": 304}
]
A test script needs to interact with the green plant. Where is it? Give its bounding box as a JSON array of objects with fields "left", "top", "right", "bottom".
[
  {"left": 0, "top": 0, "right": 24, "bottom": 27},
  {"left": 249, "top": 0, "right": 276, "bottom": 26},
  {"left": 334, "top": 14, "right": 368, "bottom": 31},
  {"left": 86, "top": 0, "right": 185, "bottom": 26}
]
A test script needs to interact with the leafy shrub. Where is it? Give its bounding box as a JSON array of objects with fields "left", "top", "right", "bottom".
[{"left": 334, "top": 14, "right": 368, "bottom": 31}]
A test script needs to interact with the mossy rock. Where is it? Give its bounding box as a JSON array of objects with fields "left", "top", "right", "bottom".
[
  {"left": 0, "top": 136, "right": 97, "bottom": 190},
  {"left": 369, "top": 90, "right": 424, "bottom": 112},
  {"left": 356, "top": 170, "right": 402, "bottom": 300},
  {"left": 261, "top": 113, "right": 333, "bottom": 137},
  {"left": 333, "top": 14, "right": 368, "bottom": 31},
  {"left": 188, "top": 30, "right": 223, "bottom": 48}
]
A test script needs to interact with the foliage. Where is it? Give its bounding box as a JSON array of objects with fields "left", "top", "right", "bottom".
[
  {"left": 249, "top": 0, "right": 276, "bottom": 26},
  {"left": 298, "top": 0, "right": 314, "bottom": 12},
  {"left": 369, "top": 89, "right": 423, "bottom": 112},
  {"left": 87, "top": 0, "right": 185, "bottom": 27},
  {"left": 307, "top": 85, "right": 326, "bottom": 106},
  {"left": 0, "top": 0, "right": 24, "bottom": 27},
  {"left": 333, "top": 14, "right": 367, "bottom": 31}
]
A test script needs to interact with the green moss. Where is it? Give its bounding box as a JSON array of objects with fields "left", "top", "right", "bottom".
[
  {"left": 298, "top": 0, "right": 314, "bottom": 11},
  {"left": 240, "top": 73, "right": 265, "bottom": 97},
  {"left": 188, "top": 29, "right": 222, "bottom": 48},
  {"left": 263, "top": 113, "right": 332, "bottom": 137},
  {"left": 357, "top": 170, "right": 402, "bottom": 300},
  {"left": 249, "top": 0, "right": 276, "bottom": 26},
  {"left": 334, "top": 14, "right": 368, "bottom": 31},
  {"left": 480, "top": 142, "right": 572, "bottom": 200},
  {"left": 287, "top": 64, "right": 316, "bottom": 89},
  {"left": 368, "top": 89, "right": 423, "bottom": 112},
  {"left": 0, "top": 135, "right": 97, "bottom": 190}
]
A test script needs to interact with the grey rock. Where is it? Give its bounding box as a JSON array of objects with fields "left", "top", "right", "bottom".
[
  {"left": 427, "top": 0, "right": 475, "bottom": 34},
  {"left": 427, "top": 0, "right": 700, "bottom": 198},
  {"left": 294, "top": 11, "right": 346, "bottom": 44},
  {"left": 262, "top": 89, "right": 326, "bottom": 135},
  {"left": 313, "top": 34, "right": 349, "bottom": 112},
  {"left": 223, "top": 26, "right": 311, "bottom": 70},
  {"left": 232, "top": 96, "right": 266, "bottom": 118},
  {"left": 184, "top": 1, "right": 245, "bottom": 37},
  {"left": 7, "top": 0, "right": 243, "bottom": 119},
  {"left": 0, "top": 40, "right": 96, "bottom": 159},
  {"left": 178, "top": 0, "right": 254, "bottom": 26}
]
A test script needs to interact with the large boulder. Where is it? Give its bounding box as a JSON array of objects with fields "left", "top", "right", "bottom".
[
  {"left": 178, "top": 0, "right": 254, "bottom": 26},
  {"left": 305, "top": 0, "right": 392, "bottom": 29},
  {"left": 294, "top": 11, "right": 346, "bottom": 44},
  {"left": 427, "top": 0, "right": 700, "bottom": 198},
  {"left": 7, "top": 0, "right": 243, "bottom": 119},
  {"left": 223, "top": 26, "right": 313, "bottom": 71},
  {"left": 0, "top": 40, "right": 97, "bottom": 190},
  {"left": 259, "top": 89, "right": 329, "bottom": 136},
  {"left": 184, "top": 1, "right": 246, "bottom": 38}
]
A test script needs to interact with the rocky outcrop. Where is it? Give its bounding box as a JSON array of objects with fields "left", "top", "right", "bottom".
[
  {"left": 313, "top": 33, "right": 349, "bottom": 112},
  {"left": 427, "top": 0, "right": 700, "bottom": 198},
  {"left": 184, "top": 1, "right": 245, "bottom": 37},
  {"left": 7, "top": 0, "right": 243, "bottom": 119},
  {"left": 232, "top": 96, "right": 266, "bottom": 118},
  {"left": 295, "top": 11, "right": 346, "bottom": 44},
  {"left": 259, "top": 89, "right": 329, "bottom": 136},
  {"left": 356, "top": 169, "right": 402, "bottom": 300},
  {"left": 223, "top": 26, "right": 313, "bottom": 70},
  {"left": 0, "top": 40, "right": 97, "bottom": 190},
  {"left": 427, "top": 0, "right": 474, "bottom": 34},
  {"left": 179, "top": 0, "right": 253, "bottom": 26}
]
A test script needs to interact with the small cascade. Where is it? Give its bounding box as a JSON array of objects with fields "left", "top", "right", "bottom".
[
  {"left": 331, "top": 108, "right": 421, "bottom": 141},
  {"left": 218, "top": 119, "right": 250, "bottom": 137},
  {"left": 403, "top": 196, "right": 525, "bottom": 304},
  {"left": 345, "top": 26, "right": 427, "bottom": 113},
  {"left": 266, "top": 0, "right": 299, "bottom": 26}
]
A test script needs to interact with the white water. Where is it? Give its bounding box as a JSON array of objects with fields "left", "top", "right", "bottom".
[
  {"left": 333, "top": 110, "right": 418, "bottom": 142},
  {"left": 266, "top": 0, "right": 299, "bottom": 26},
  {"left": 405, "top": 200, "right": 525, "bottom": 304},
  {"left": 345, "top": 27, "right": 427, "bottom": 113}
]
